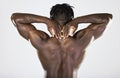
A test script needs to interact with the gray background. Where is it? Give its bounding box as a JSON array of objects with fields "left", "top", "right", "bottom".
[{"left": 0, "top": 0, "right": 119, "bottom": 78}]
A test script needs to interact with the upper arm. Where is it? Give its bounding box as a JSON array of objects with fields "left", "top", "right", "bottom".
[
  {"left": 73, "top": 28, "right": 94, "bottom": 50},
  {"left": 15, "top": 23, "right": 36, "bottom": 40},
  {"left": 73, "top": 22, "right": 109, "bottom": 50},
  {"left": 74, "top": 22, "right": 108, "bottom": 42},
  {"left": 87, "top": 22, "right": 109, "bottom": 40},
  {"left": 11, "top": 13, "right": 51, "bottom": 40},
  {"left": 66, "top": 13, "right": 112, "bottom": 38},
  {"left": 72, "top": 13, "right": 112, "bottom": 40}
]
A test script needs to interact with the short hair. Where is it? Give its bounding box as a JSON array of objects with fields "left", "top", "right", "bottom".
[{"left": 50, "top": 3, "right": 74, "bottom": 20}]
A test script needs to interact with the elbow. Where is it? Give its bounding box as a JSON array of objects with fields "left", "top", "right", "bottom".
[
  {"left": 11, "top": 13, "right": 23, "bottom": 26},
  {"left": 107, "top": 13, "right": 113, "bottom": 19},
  {"left": 95, "top": 13, "right": 113, "bottom": 24},
  {"left": 11, "top": 13, "right": 20, "bottom": 22},
  {"left": 11, "top": 13, "right": 24, "bottom": 21},
  {"left": 11, "top": 13, "right": 17, "bottom": 26},
  {"left": 102, "top": 13, "right": 113, "bottom": 23},
  {"left": 11, "top": 13, "right": 16, "bottom": 20}
]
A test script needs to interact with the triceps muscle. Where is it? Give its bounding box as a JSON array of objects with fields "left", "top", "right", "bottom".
[
  {"left": 87, "top": 21, "right": 109, "bottom": 40},
  {"left": 16, "top": 23, "right": 36, "bottom": 40},
  {"left": 75, "top": 21, "right": 109, "bottom": 50},
  {"left": 76, "top": 28, "right": 94, "bottom": 50},
  {"left": 92, "top": 23, "right": 108, "bottom": 40}
]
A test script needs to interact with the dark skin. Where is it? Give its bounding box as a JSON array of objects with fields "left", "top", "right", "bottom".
[{"left": 11, "top": 12, "right": 112, "bottom": 78}]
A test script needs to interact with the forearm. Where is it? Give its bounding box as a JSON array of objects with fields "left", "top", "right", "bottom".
[
  {"left": 11, "top": 13, "right": 50, "bottom": 26},
  {"left": 74, "top": 13, "right": 112, "bottom": 24}
]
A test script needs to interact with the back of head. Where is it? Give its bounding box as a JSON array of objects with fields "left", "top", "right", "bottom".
[{"left": 50, "top": 3, "right": 74, "bottom": 21}]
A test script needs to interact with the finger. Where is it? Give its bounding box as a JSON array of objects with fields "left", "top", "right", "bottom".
[
  {"left": 69, "top": 29, "right": 73, "bottom": 36},
  {"left": 52, "top": 29, "right": 58, "bottom": 38},
  {"left": 69, "top": 26, "right": 76, "bottom": 36}
]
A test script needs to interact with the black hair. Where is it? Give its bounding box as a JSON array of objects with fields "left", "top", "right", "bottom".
[{"left": 50, "top": 3, "right": 74, "bottom": 20}]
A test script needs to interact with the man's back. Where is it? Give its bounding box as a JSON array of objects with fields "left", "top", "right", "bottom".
[{"left": 11, "top": 3, "right": 112, "bottom": 78}]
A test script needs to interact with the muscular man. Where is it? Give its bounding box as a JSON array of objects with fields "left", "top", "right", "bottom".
[{"left": 11, "top": 3, "right": 112, "bottom": 78}]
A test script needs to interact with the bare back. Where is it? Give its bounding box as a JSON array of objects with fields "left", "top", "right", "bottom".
[
  {"left": 11, "top": 12, "right": 112, "bottom": 78},
  {"left": 28, "top": 25, "right": 94, "bottom": 78},
  {"left": 36, "top": 36, "right": 86, "bottom": 78},
  {"left": 37, "top": 37, "right": 85, "bottom": 69}
]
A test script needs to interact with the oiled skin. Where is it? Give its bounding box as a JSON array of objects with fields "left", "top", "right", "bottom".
[{"left": 11, "top": 13, "right": 112, "bottom": 78}]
